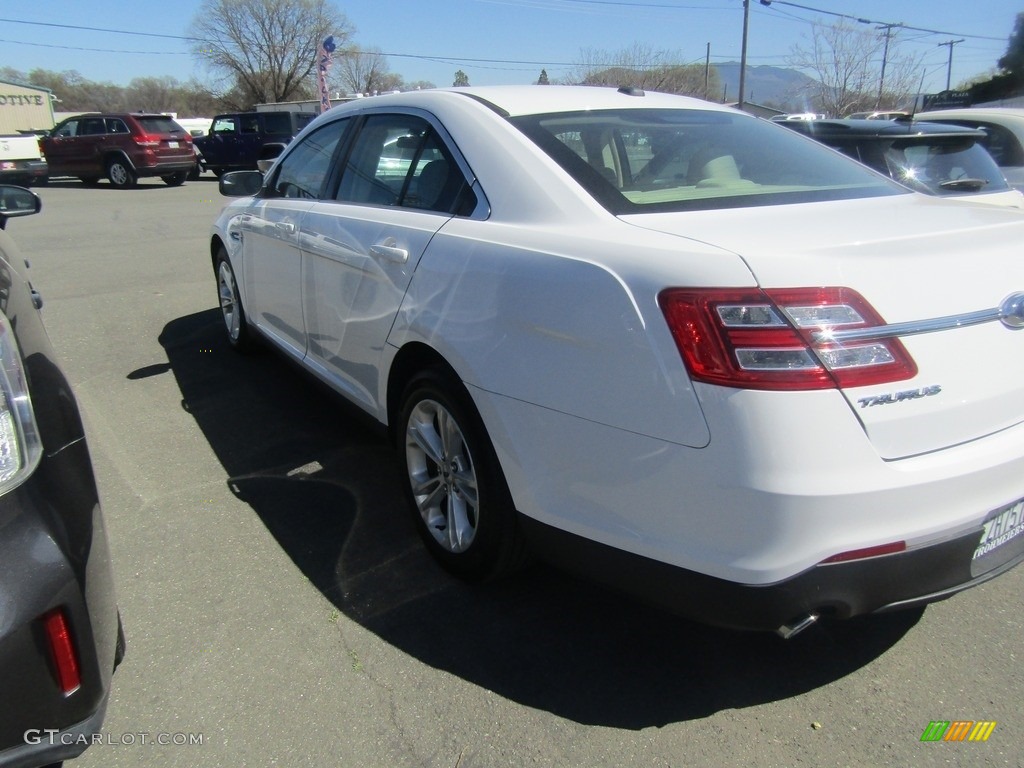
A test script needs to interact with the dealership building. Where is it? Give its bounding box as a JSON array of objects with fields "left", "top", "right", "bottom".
[{"left": 0, "top": 80, "right": 55, "bottom": 134}]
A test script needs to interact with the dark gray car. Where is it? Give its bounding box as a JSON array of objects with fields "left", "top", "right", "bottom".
[
  {"left": 0, "top": 186, "right": 122, "bottom": 768},
  {"left": 777, "top": 117, "right": 1024, "bottom": 207}
]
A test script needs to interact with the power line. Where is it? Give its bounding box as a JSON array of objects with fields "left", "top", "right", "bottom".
[
  {"left": 0, "top": 17, "right": 202, "bottom": 42},
  {"left": 757, "top": 0, "right": 1007, "bottom": 42}
]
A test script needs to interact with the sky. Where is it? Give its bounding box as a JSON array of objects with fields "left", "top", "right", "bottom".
[{"left": 0, "top": 0, "right": 1020, "bottom": 97}]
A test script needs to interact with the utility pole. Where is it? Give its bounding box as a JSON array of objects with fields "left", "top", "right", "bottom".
[
  {"left": 705, "top": 42, "right": 711, "bottom": 100},
  {"left": 938, "top": 39, "right": 965, "bottom": 91},
  {"left": 738, "top": 0, "right": 750, "bottom": 109},
  {"left": 875, "top": 24, "right": 899, "bottom": 109}
]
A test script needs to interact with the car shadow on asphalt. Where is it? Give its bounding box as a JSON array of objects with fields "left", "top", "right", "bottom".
[{"left": 155, "top": 308, "right": 922, "bottom": 730}]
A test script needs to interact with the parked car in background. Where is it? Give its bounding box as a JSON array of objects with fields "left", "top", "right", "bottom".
[
  {"left": 777, "top": 117, "right": 1024, "bottom": 207},
  {"left": 915, "top": 107, "right": 1024, "bottom": 192},
  {"left": 845, "top": 111, "right": 909, "bottom": 120},
  {"left": 0, "top": 185, "right": 122, "bottom": 767},
  {"left": 0, "top": 134, "right": 47, "bottom": 187},
  {"left": 212, "top": 86, "right": 1024, "bottom": 637},
  {"left": 193, "top": 111, "right": 315, "bottom": 177},
  {"left": 41, "top": 113, "right": 194, "bottom": 188}
]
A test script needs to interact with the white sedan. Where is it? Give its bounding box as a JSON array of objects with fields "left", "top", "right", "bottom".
[{"left": 210, "top": 86, "right": 1024, "bottom": 636}]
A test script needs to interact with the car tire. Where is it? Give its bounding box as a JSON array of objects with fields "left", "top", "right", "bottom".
[
  {"left": 397, "top": 368, "right": 526, "bottom": 582},
  {"left": 106, "top": 158, "right": 137, "bottom": 188},
  {"left": 215, "top": 249, "right": 254, "bottom": 352},
  {"left": 162, "top": 172, "right": 187, "bottom": 187}
]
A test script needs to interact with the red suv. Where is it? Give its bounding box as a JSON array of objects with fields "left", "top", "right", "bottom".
[{"left": 42, "top": 113, "right": 195, "bottom": 188}]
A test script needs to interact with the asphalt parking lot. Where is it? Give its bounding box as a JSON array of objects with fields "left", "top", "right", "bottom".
[{"left": 9, "top": 176, "right": 1024, "bottom": 767}]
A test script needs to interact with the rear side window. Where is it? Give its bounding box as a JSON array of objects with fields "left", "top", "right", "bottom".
[{"left": 263, "top": 113, "right": 293, "bottom": 136}]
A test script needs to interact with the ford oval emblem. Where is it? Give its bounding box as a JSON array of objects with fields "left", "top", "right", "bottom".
[{"left": 999, "top": 292, "right": 1024, "bottom": 329}]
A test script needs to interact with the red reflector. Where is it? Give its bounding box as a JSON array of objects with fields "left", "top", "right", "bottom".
[
  {"left": 43, "top": 609, "right": 81, "bottom": 695},
  {"left": 821, "top": 541, "right": 907, "bottom": 564}
]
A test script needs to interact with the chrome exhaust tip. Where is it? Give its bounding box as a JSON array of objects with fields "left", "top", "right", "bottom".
[{"left": 776, "top": 613, "right": 819, "bottom": 640}]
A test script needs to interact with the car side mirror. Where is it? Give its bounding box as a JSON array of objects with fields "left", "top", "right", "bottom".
[
  {"left": 219, "top": 171, "right": 264, "bottom": 198},
  {"left": 0, "top": 186, "right": 42, "bottom": 230}
]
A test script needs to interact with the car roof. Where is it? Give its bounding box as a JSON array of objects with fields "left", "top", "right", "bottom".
[
  {"left": 918, "top": 107, "right": 1024, "bottom": 120},
  {"left": 778, "top": 118, "right": 985, "bottom": 140},
  {"left": 332, "top": 85, "right": 738, "bottom": 119}
]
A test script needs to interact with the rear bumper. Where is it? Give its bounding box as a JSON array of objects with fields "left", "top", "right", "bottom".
[
  {"left": 132, "top": 157, "right": 195, "bottom": 177},
  {"left": 0, "top": 438, "right": 119, "bottom": 764},
  {"left": 0, "top": 159, "right": 47, "bottom": 183},
  {"left": 522, "top": 514, "right": 1024, "bottom": 632},
  {"left": 0, "top": 700, "right": 108, "bottom": 768}
]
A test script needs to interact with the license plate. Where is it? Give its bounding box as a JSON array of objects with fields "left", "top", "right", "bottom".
[
  {"left": 168, "top": 141, "right": 179, "bottom": 148},
  {"left": 971, "top": 499, "right": 1024, "bottom": 576}
]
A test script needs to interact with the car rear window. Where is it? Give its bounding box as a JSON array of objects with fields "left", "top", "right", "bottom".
[
  {"left": 883, "top": 137, "right": 1010, "bottom": 196},
  {"left": 136, "top": 116, "right": 186, "bottom": 135},
  {"left": 511, "top": 108, "right": 903, "bottom": 213}
]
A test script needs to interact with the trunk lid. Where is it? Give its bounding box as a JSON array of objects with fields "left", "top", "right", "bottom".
[{"left": 625, "top": 194, "right": 1024, "bottom": 459}]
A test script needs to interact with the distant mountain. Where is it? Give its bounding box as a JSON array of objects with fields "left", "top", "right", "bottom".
[{"left": 712, "top": 63, "right": 818, "bottom": 111}]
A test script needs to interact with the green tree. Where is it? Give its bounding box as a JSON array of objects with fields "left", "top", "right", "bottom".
[
  {"left": 189, "top": 0, "right": 353, "bottom": 107},
  {"left": 538, "top": 68, "right": 550, "bottom": 85},
  {"left": 566, "top": 44, "right": 718, "bottom": 97},
  {"left": 998, "top": 12, "right": 1024, "bottom": 87},
  {"left": 453, "top": 70, "right": 470, "bottom": 87},
  {"left": 335, "top": 47, "right": 403, "bottom": 95}
]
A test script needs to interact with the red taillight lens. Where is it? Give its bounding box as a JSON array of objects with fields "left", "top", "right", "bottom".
[
  {"left": 134, "top": 133, "right": 160, "bottom": 147},
  {"left": 659, "top": 287, "right": 917, "bottom": 391},
  {"left": 43, "top": 609, "right": 81, "bottom": 695}
]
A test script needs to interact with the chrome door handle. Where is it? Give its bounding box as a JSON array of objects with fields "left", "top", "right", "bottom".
[
  {"left": 370, "top": 238, "right": 409, "bottom": 264},
  {"left": 275, "top": 221, "right": 296, "bottom": 234}
]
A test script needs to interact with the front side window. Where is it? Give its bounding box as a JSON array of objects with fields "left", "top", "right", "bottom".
[
  {"left": 53, "top": 120, "right": 79, "bottom": 137},
  {"left": 336, "top": 114, "right": 473, "bottom": 214},
  {"left": 212, "top": 117, "right": 238, "bottom": 134},
  {"left": 512, "top": 108, "right": 903, "bottom": 213},
  {"left": 270, "top": 118, "right": 350, "bottom": 199}
]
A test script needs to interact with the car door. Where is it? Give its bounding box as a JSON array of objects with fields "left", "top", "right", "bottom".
[
  {"left": 299, "top": 112, "right": 474, "bottom": 411},
  {"left": 203, "top": 115, "right": 240, "bottom": 170},
  {"left": 240, "top": 118, "right": 352, "bottom": 359},
  {"left": 44, "top": 118, "right": 85, "bottom": 175}
]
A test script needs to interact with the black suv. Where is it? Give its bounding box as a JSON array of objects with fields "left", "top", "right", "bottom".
[
  {"left": 193, "top": 111, "right": 315, "bottom": 176},
  {"left": 777, "top": 117, "right": 1022, "bottom": 206},
  {"left": 41, "top": 113, "right": 195, "bottom": 188}
]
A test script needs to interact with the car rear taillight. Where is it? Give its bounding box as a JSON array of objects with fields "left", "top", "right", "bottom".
[
  {"left": 43, "top": 609, "right": 81, "bottom": 695},
  {"left": 134, "top": 133, "right": 160, "bottom": 147},
  {"left": 658, "top": 287, "right": 917, "bottom": 391}
]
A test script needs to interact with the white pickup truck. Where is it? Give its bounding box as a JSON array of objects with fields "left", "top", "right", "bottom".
[{"left": 0, "top": 134, "right": 47, "bottom": 186}]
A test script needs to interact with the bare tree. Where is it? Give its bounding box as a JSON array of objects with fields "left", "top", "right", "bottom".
[
  {"left": 565, "top": 43, "right": 718, "bottom": 97},
  {"left": 334, "top": 47, "right": 403, "bottom": 95},
  {"left": 787, "top": 20, "right": 923, "bottom": 116},
  {"left": 189, "top": 0, "right": 353, "bottom": 108}
]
